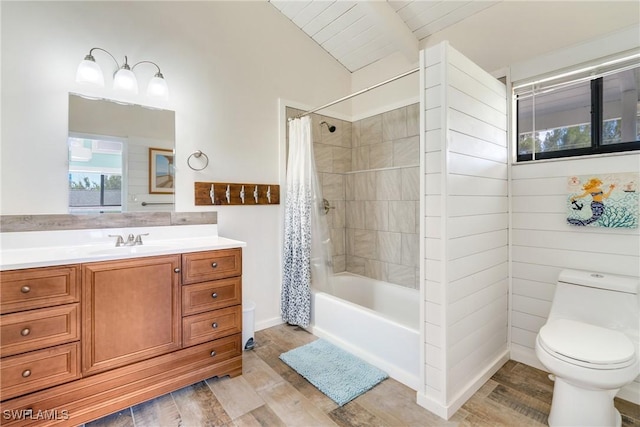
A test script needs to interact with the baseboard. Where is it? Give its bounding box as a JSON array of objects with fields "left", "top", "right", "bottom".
[
  {"left": 511, "top": 344, "right": 640, "bottom": 405},
  {"left": 416, "top": 392, "right": 449, "bottom": 420},
  {"left": 510, "top": 343, "right": 546, "bottom": 371},
  {"left": 255, "top": 316, "right": 283, "bottom": 332},
  {"left": 416, "top": 349, "right": 510, "bottom": 420}
]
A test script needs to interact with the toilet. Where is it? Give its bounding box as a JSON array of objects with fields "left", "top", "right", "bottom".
[{"left": 535, "top": 269, "right": 639, "bottom": 427}]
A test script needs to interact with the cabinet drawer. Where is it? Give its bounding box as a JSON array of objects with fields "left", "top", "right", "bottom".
[
  {"left": 1, "top": 265, "right": 80, "bottom": 314},
  {"left": 183, "top": 305, "right": 242, "bottom": 347},
  {"left": 182, "top": 277, "right": 242, "bottom": 316},
  {"left": 1, "top": 342, "right": 80, "bottom": 401},
  {"left": 182, "top": 248, "right": 242, "bottom": 284},
  {"left": 1, "top": 304, "right": 80, "bottom": 357}
]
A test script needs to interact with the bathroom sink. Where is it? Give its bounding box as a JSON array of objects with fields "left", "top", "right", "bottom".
[{"left": 87, "top": 245, "right": 175, "bottom": 256}]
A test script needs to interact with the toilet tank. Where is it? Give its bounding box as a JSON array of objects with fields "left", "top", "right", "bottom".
[{"left": 548, "top": 270, "right": 639, "bottom": 342}]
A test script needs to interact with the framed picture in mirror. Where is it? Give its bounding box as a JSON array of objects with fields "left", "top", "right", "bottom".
[{"left": 149, "top": 148, "right": 175, "bottom": 194}]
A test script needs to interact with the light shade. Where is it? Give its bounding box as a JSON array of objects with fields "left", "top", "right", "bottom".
[
  {"left": 113, "top": 67, "right": 139, "bottom": 94},
  {"left": 146, "top": 73, "right": 169, "bottom": 100},
  {"left": 76, "top": 56, "right": 105, "bottom": 86}
]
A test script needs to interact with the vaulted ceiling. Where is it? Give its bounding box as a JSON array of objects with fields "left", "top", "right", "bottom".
[{"left": 269, "top": 1, "right": 499, "bottom": 72}]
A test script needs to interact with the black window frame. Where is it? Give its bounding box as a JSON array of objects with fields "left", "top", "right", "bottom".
[{"left": 516, "top": 75, "right": 640, "bottom": 162}]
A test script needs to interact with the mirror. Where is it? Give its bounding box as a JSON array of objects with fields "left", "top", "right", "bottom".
[{"left": 68, "top": 94, "right": 175, "bottom": 214}]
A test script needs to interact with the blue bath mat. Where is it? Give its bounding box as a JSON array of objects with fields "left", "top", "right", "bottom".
[{"left": 279, "top": 339, "right": 388, "bottom": 406}]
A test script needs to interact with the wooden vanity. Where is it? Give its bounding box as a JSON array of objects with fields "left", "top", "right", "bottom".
[{"left": 0, "top": 247, "right": 243, "bottom": 426}]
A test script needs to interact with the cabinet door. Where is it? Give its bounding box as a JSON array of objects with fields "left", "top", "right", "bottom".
[{"left": 82, "top": 255, "right": 181, "bottom": 375}]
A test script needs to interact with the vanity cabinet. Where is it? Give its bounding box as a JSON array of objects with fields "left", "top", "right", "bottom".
[
  {"left": 182, "top": 249, "right": 242, "bottom": 348},
  {"left": 0, "top": 266, "right": 82, "bottom": 401},
  {"left": 0, "top": 247, "right": 243, "bottom": 427},
  {"left": 81, "top": 255, "right": 182, "bottom": 375}
]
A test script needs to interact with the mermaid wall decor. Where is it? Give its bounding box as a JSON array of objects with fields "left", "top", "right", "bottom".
[{"left": 566, "top": 173, "right": 639, "bottom": 228}]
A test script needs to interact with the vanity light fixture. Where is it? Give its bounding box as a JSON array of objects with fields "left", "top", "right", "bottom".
[{"left": 75, "top": 47, "right": 169, "bottom": 101}]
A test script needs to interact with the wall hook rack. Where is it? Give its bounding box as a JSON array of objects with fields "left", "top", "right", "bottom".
[{"left": 195, "top": 182, "right": 280, "bottom": 205}]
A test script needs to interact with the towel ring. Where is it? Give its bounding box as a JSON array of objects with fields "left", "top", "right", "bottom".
[{"left": 187, "top": 150, "right": 209, "bottom": 171}]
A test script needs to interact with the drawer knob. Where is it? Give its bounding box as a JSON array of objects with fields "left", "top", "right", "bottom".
[
  {"left": 20, "top": 286, "right": 31, "bottom": 293},
  {"left": 210, "top": 350, "right": 216, "bottom": 357},
  {"left": 22, "top": 370, "right": 31, "bottom": 378},
  {"left": 211, "top": 322, "right": 218, "bottom": 329},
  {"left": 211, "top": 262, "right": 218, "bottom": 268},
  {"left": 211, "top": 292, "right": 218, "bottom": 299},
  {"left": 174, "top": 268, "right": 181, "bottom": 273},
  {"left": 21, "top": 328, "right": 30, "bottom": 336}
]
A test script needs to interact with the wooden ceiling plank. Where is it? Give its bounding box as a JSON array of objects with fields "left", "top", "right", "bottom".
[
  {"left": 302, "top": 1, "right": 356, "bottom": 36},
  {"left": 413, "top": 1, "right": 498, "bottom": 40},
  {"left": 279, "top": 1, "right": 313, "bottom": 18},
  {"left": 405, "top": 1, "right": 469, "bottom": 32},
  {"left": 313, "top": 4, "right": 365, "bottom": 45},
  {"left": 291, "top": 1, "right": 335, "bottom": 28}
]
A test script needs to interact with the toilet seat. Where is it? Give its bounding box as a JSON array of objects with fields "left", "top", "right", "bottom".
[{"left": 538, "top": 319, "right": 636, "bottom": 370}]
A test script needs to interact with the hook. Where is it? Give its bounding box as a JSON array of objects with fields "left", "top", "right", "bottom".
[
  {"left": 225, "top": 185, "right": 231, "bottom": 204},
  {"left": 209, "top": 184, "right": 215, "bottom": 204},
  {"left": 240, "top": 185, "right": 246, "bottom": 204},
  {"left": 253, "top": 185, "right": 259, "bottom": 203},
  {"left": 267, "top": 186, "right": 271, "bottom": 204}
]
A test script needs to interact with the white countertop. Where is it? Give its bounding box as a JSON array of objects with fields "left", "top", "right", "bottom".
[{"left": 0, "top": 224, "right": 246, "bottom": 270}]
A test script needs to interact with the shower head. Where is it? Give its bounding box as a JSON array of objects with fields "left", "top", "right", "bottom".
[{"left": 320, "top": 121, "right": 336, "bottom": 133}]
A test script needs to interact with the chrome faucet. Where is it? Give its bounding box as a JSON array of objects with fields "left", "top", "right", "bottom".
[
  {"left": 108, "top": 233, "right": 149, "bottom": 247},
  {"left": 134, "top": 233, "right": 149, "bottom": 245},
  {"left": 108, "top": 234, "right": 125, "bottom": 247}
]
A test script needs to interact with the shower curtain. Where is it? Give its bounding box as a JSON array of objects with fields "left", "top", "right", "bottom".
[{"left": 281, "top": 116, "right": 331, "bottom": 327}]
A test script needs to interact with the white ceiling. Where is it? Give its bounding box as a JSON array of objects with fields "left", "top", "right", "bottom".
[{"left": 269, "top": 0, "right": 499, "bottom": 72}]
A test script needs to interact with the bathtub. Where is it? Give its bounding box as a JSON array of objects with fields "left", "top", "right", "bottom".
[{"left": 309, "top": 272, "right": 420, "bottom": 390}]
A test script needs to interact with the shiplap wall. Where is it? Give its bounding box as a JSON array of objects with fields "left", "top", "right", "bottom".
[
  {"left": 419, "top": 42, "right": 509, "bottom": 418},
  {"left": 510, "top": 153, "right": 640, "bottom": 403},
  {"left": 126, "top": 137, "right": 174, "bottom": 211}
]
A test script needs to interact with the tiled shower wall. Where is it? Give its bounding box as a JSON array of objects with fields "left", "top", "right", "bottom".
[
  {"left": 285, "top": 104, "right": 419, "bottom": 288},
  {"left": 285, "top": 108, "right": 351, "bottom": 274},
  {"left": 346, "top": 104, "right": 420, "bottom": 288}
]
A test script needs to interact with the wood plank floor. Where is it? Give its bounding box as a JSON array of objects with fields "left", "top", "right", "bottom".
[{"left": 86, "top": 324, "right": 640, "bottom": 427}]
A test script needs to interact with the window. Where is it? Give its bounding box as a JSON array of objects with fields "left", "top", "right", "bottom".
[
  {"left": 68, "top": 136, "right": 124, "bottom": 213},
  {"left": 515, "top": 58, "right": 640, "bottom": 161}
]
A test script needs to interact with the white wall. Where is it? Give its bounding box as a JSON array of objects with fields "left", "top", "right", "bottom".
[
  {"left": 507, "top": 28, "right": 640, "bottom": 403},
  {"left": 510, "top": 154, "right": 640, "bottom": 402},
  {"left": 419, "top": 42, "right": 509, "bottom": 419},
  {"left": 349, "top": 1, "right": 639, "bottom": 131},
  {"left": 0, "top": 1, "right": 352, "bottom": 329},
  {"left": 421, "top": 1, "right": 640, "bottom": 76}
]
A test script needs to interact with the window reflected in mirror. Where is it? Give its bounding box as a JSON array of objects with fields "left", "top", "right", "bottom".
[{"left": 68, "top": 136, "right": 124, "bottom": 214}]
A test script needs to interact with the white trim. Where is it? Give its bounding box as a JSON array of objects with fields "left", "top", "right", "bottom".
[
  {"left": 510, "top": 343, "right": 546, "bottom": 371},
  {"left": 416, "top": 350, "right": 510, "bottom": 420},
  {"left": 279, "top": 98, "right": 352, "bottom": 123},
  {"left": 418, "top": 48, "right": 427, "bottom": 400},
  {"left": 255, "top": 317, "right": 283, "bottom": 332},
  {"left": 510, "top": 25, "right": 640, "bottom": 83}
]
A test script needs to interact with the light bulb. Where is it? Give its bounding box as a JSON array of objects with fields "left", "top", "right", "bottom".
[
  {"left": 75, "top": 55, "right": 105, "bottom": 86},
  {"left": 147, "top": 73, "right": 169, "bottom": 101},
  {"left": 113, "top": 67, "right": 138, "bottom": 94}
]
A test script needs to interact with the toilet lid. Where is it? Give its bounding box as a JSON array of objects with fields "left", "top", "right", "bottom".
[{"left": 539, "top": 319, "right": 636, "bottom": 366}]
